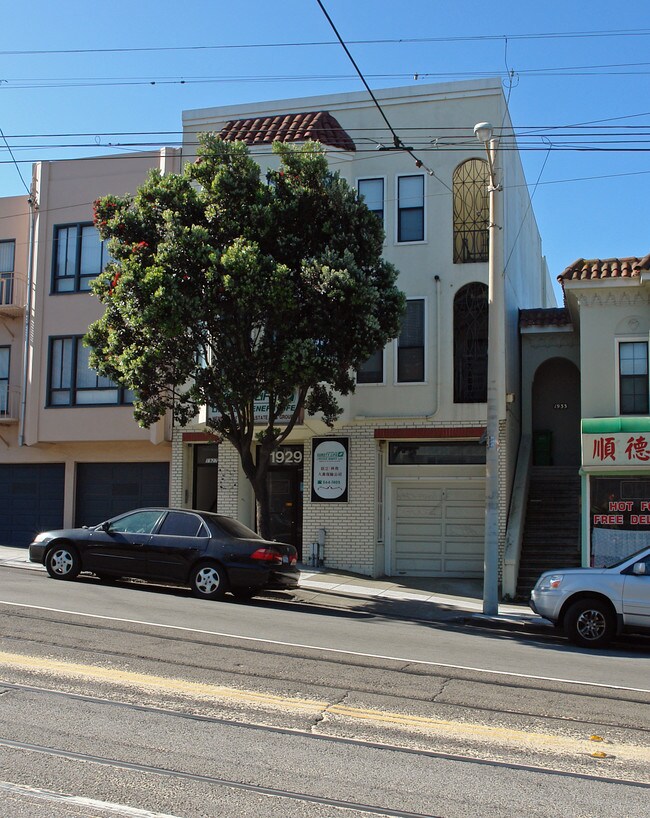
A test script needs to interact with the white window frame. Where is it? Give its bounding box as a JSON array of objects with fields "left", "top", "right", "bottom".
[
  {"left": 394, "top": 296, "right": 427, "bottom": 385},
  {"left": 616, "top": 337, "right": 649, "bottom": 416},
  {"left": 357, "top": 176, "right": 386, "bottom": 230},
  {"left": 395, "top": 173, "right": 426, "bottom": 244}
]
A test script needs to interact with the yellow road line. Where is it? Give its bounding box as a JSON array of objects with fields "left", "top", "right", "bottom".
[{"left": 1, "top": 650, "right": 649, "bottom": 763}]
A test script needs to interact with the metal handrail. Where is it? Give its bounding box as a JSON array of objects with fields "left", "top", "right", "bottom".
[
  {"left": 0, "top": 385, "right": 20, "bottom": 420},
  {"left": 0, "top": 273, "right": 27, "bottom": 309}
]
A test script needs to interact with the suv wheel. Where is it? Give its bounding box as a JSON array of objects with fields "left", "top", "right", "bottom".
[{"left": 564, "top": 597, "right": 615, "bottom": 648}]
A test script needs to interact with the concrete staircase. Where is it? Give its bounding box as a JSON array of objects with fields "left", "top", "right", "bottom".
[{"left": 516, "top": 467, "right": 581, "bottom": 601}]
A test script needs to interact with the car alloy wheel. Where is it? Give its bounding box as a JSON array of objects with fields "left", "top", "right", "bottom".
[
  {"left": 45, "top": 545, "right": 81, "bottom": 581},
  {"left": 190, "top": 562, "right": 228, "bottom": 600},
  {"left": 565, "top": 598, "right": 615, "bottom": 648}
]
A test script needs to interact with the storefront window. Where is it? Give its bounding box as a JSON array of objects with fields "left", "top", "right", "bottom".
[{"left": 590, "top": 476, "right": 650, "bottom": 566}]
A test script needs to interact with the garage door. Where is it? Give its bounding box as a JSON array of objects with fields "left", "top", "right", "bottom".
[
  {"left": 0, "top": 464, "right": 65, "bottom": 548},
  {"left": 75, "top": 462, "right": 170, "bottom": 527},
  {"left": 390, "top": 481, "right": 485, "bottom": 576}
]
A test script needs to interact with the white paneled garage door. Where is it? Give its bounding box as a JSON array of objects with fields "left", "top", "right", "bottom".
[{"left": 390, "top": 480, "right": 485, "bottom": 576}]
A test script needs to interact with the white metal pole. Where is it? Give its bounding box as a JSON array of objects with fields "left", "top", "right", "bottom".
[{"left": 483, "top": 136, "right": 502, "bottom": 616}]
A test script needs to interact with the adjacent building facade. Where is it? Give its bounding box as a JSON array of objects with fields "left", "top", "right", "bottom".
[
  {"left": 0, "top": 150, "right": 180, "bottom": 547},
  {"left": 174, "top": 80, "right": 555, "bottom": 579},
  {"left": 560, "top": 256, "right": 650, "bottom": 569}
]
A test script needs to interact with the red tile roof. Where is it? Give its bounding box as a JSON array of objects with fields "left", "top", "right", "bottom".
[
  {"left": 218, "top": 111, "right": 356, "bottom": 152},
  {"left": 558, "top": 254, "right": 650, "bottom": 284},
  {"left": 519, "top": 308, "right": 572, "bottom": 329}
]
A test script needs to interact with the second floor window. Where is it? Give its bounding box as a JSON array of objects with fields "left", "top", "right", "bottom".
[
  {"left": 454, "top": 283, "right": 488, "bottom": 402},
  {"left": 53, "top": 224, "right": 112, "bottom": 293},
  {"left": 397, "top": 175, "right": 425, "bottom": 242},
  {"left": 397, "top": 298, "right": 425, "bottom": 382},
  {"left": 358, "top": 178, "right": 384, "bottom": 225},
  {"left": 356, "top": 348, "right": 384, "bottom": 384},
  {"left": 619, "top": 341, "right": 649, "bottom": 415},
  {"left": 48, "top": 336, "right": 134, "bottom": 406}
]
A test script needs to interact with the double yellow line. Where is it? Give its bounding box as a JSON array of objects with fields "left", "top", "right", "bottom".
[{"left": 1, "top": 650, "right": 647, "bottom": 767}]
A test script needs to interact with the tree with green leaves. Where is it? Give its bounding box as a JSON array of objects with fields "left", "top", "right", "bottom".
[{"left": 87, "top": 135, "right": 405, "bottom": 538}]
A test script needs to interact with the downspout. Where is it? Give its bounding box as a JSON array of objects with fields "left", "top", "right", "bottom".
[{"left": 18, "top": 186, "right": 37, "bottom": 447}]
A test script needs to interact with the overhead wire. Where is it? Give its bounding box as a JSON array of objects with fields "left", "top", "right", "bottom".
[
  {"left": 3, "top": 28, "right": 650, "bottom": 57},
  {"left": 314, "top": 0, "right": 453, "bottom": 192}
]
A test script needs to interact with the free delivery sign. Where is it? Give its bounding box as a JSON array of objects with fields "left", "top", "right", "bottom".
[{"left": 311, "top": 438, "right": 349, "bottom": 502}]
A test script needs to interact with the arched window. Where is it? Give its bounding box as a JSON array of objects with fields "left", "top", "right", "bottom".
[
  {"left": 453, "top": 159, "right": 489, "bottom": 264},
  {"left": 454, "top": 283, "right": 488, "bottom": 403}
]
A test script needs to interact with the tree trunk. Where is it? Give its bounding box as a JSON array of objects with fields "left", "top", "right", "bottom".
[
  {"left": 252, "top": 474, "right": 273, "bottom": 541},
  {"left": 236, "top": 443, "right": 274, "bottom": 541}
]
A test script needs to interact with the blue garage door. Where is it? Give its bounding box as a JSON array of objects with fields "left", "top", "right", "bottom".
[
  {"left": 75, "top": 462, "right": 170, "bottom": 527},
  {"left": 0, "top": 464, "right": 65, "bottom": 548}
]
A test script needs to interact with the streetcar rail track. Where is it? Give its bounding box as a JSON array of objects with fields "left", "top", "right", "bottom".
[
  {"left": 2, "top": 678, "right": 650, "bottom": 789},
  {"left": 1, "top": 737, "right": 444, "bottom": 818},
  {"left": 0, "top": 711, "right": 650, "bottom": 800}
]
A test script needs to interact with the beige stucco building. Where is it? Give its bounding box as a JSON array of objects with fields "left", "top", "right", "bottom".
[
  {"left": 560, "top": 256, "right": 650, "bottom": 569},
  {"left": 175, "top": 80, "right": 555, "bottom": 582}
]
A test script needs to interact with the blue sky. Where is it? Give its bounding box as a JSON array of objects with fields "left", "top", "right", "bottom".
[{"left": 3, "top": 1, "right": 650, "bottom": 301}]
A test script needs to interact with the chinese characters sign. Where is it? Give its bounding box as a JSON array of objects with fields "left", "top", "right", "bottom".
[
  {"left": 311, "top": 438, "right": 349, "bottom": 502},
  {"left": 583, "top": 433, "right": 650, "bottom": 466}
]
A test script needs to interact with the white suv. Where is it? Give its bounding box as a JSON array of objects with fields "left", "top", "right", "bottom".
[{"left": 530, "top": 546, "right": 650, "bottom": 648}]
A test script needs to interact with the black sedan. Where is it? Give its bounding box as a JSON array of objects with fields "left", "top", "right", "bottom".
[{"left": 28, "top": 507, "right": 299, "bottom": 601}]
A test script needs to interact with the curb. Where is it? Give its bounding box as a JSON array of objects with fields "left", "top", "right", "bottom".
[
  {"left": 1, "top": 553, "right": 551, "bottom": 634},
  {"left": 463, "top": 612, "right": 554, "bottom": 634}
]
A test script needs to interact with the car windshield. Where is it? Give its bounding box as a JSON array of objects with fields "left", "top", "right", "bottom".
[
  {"left": 605, "top": 546, "right": 650, "bottom": 569},
  {"left": 209, "top": 515, "right": 262, "bottom": 540}
]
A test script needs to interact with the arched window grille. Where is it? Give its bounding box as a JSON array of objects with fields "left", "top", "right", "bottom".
[
  {"left": 454, "top": 283, "right": 488, "bottom": 403},
  {"left": 453, "top": 159, "right": 489, "bottom": 264}
]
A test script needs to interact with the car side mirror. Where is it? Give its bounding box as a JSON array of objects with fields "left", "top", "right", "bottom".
[
  {"left": 632, "top": 562, "right": 647, "bottom": 576},
  {"left": 101, "top": 521, "right": 113, "bottom": 533}
]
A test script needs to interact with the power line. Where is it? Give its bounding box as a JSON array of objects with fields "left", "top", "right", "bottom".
[
  {"left": 0, "top": 125, "right": 30, "bottom": 194},
  {"left": 314, "top": 0, "right": 453, "bottom": 192},
  {"left": 8, "top": 62, "right": 650, "bottom": 92},
  {"left": 3, "top": 28, "right": 650, "bottom": 57}
]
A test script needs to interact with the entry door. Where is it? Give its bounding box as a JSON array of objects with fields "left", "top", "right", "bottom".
[
  {"left": 193, "top": 444, "right": 219, "bottom": 512},
  {"left": 389, "top": 480, "right": 485, "bottom": 576},
  {"left": 265, "top": 446, "right": 304, "bottom": 559}
]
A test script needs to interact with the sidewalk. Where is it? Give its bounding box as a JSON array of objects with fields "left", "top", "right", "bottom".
[{"left": 0, "top": 545, "right": 551, "bottom": 633}]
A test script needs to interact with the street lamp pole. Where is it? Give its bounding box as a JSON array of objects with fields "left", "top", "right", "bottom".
[{"left": 474, "top": 122, "right": 503, "bottom": 617}]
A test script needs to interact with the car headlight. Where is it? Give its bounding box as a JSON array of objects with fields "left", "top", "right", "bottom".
[
  {"left": 537, "top": 574, "right": 564, "bottom": 591},
  {"left": 33, "top": 532, "right": 52, "bottom": 544}
]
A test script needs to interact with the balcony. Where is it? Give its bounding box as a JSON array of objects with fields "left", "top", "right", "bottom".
[
  {"left": 0, "top": 385, "right": 20, "bottom": 424},
  {"left": 0, "top": 273, "right": 27, "bottom": 316}
]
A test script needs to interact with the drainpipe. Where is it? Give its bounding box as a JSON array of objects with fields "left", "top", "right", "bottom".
[{"left": 18, "top": 186, "right": 38, "bottom": 447}]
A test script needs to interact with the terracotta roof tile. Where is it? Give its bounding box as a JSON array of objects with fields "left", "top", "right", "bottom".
[
  {"left": 519, "top": 308, "right": 572, "bottom": 329},
  {"left": 558, "top": 254, "right": 650, "bottom": 284},
  {"left": 218, "top": 111, "right": 356, "bottom": 152}
]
